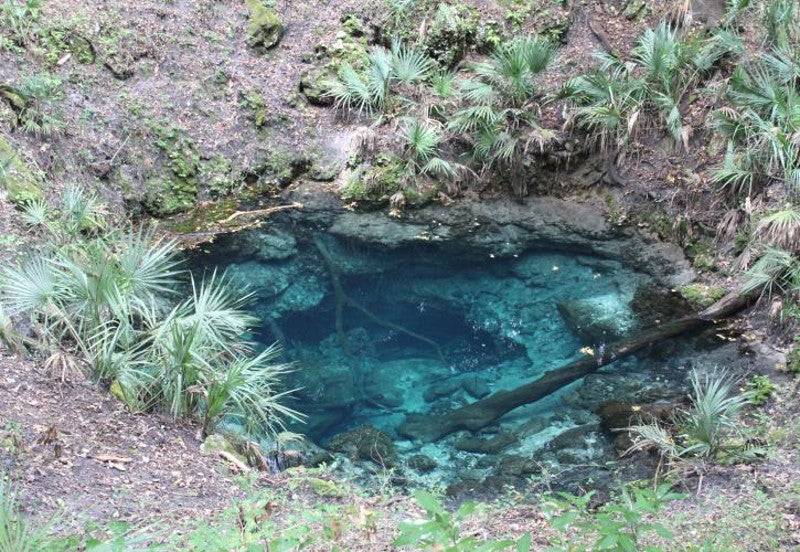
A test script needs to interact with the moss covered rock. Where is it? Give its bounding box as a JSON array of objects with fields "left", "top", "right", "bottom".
[
  {"left": 246, "top": 0, "right": 283, "bottom": 51},
  {"left": 142, "top": 176, "right": 198, "bottom": 217},
  {"left": 327, "top": 424, "right": 398, "bottom": 468},
  {"left": 678, "top": 283, "right": 727, "bottom": 308},
  {"left": 200, "top": 434, "right": 248, "bottom": 465},
  {"left": 299, "top": 67, "right": 334, "bottom": 107},
  {"left": 0, "top": 135, "right": 44, "bottom": 206}
]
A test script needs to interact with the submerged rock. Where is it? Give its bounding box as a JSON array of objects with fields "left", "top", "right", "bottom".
[
  {"left": 558, "top": 294, "right": 638, "bottom": 343},
  {"left": 454, "top": 432, "right": 518, "bottom": 454},
  {"left": 327, "top": 424, "right": 399, "bottom": 468},
  {"left": 406, "top": 454, "right": 437, "bottom": 473},
  {"left": 461, "top": 377, "right": 491, "bottom": 399}
]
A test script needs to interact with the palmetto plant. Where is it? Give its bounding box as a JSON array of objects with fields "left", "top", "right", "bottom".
[
  {"left": 399, "top": 117, "right": 456, "bottom": 179},
  {"left": 0, "top": 186, "right": 302, "bottom": 438},
  {"left": 712, "top": 48, "right": 800, "bottom": 200},
  {"left": 763, "top": 0, "right": 797, "bottom": 48},
  {"left": 11, "top": 73, "right": 66, "bottom": 137},
  {"left": 678, "top": 369, "right": 754, "bottom": 459},
  {"left": 627, "top": 369, "right": 758, "bottom": 470},
  {"left": 325, "top": 41, "right": 434, "bottom": 115},
  {"left": 449, "top": 36, "right": 556, "bottom": 196},
  {"left": 561, "top": 23, "right": 732, "bottom": 155},
  {"left": 0, "top": 476, "right": 50, "bottom": 552}
]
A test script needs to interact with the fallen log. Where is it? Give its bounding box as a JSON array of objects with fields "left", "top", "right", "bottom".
[{"left": 398, "top": 287, "right": 759, "bottom": 442}]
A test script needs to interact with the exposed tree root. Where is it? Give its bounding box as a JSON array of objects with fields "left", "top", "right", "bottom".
[{"left": 313, "top": 236, "right": 446, "bottom": 365}]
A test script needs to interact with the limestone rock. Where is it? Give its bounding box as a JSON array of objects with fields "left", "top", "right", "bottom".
[
  {"left": 461, "top": 376, "right": 491, "bottom": 399},
  {"left": 246, "top": 0, "right": 283, "bottom": 51},
  {"left": 406, "top": 454, "right": 437, "bottom": 473},
  {"left": 454, "top": 432, "right": 517, "bottom": 454},
  {"left": 0, "top": 135, "right": 44, "bottom": 206},
  {"left": 299, "top": 67, "right": 334, "bottom": 107},
  {"left": 558, "top": 294, "right": 637, "bottom": 343},
  {"left": 200, "top": 434, "right": 248, "bottom": 465},
  {"left": 327, "top": 424, "right": 398, "bottom": 468},
  {"left": 596, "top": 400, "right": 678, "bottom": 431}
]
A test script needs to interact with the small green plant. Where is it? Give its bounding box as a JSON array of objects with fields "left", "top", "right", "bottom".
[
  {"left": 0, "top": 0, "right": 43, "bottom": 52},
  {"left": 394, "top": 490, "right": 530, "bottom": 551},
  {"left": 0, "top": 475, "right": 53, "bottom": 551},
  {"left": 788, "top": 339, "right": 800, "bottom": 374},
  {"left": 7, "top": 73, "right": 66, "bottom": 137},
  {"left": 745, "top": 374, "right": 775, "bottom": 404},
  {"left": 627, "top": 368, "right": 763, "bottom": 470},
  {"left": 543, "top": 483, "right": 684, "bottom": 551}
]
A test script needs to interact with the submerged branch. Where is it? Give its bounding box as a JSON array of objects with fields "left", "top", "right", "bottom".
[
  {"left": 313, "top": 236, "right": 446, "bottom": 364},
  {"left": 398, "top": 286, "right": 760, "bottom": 442}
]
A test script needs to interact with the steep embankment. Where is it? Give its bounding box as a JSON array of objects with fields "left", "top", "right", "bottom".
[{"left": 1, "top": 0, "right": 799, "bottom": 548}]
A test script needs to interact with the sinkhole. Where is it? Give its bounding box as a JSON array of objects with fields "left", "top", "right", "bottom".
[{"left": 190, "top": 217, "right": 733, "bottom": 495}]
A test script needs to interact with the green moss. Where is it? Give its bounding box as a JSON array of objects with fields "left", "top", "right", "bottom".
[
  {"left": 167, "top": 198, "right": 238, "bottom": 234},
  {"left": 342, "top": 155, "right": 404, "bottom": 202},
  {"left": 200, "top": 434, "right": 249, "bottom": 465},
  {"left": 201, "top": 155, "right": 238, "bottom": 198},
  {"left": 678, "top": 283, "right": 727, "bottom": 308},
  {"left": 239, "top": 90, "right": 269, "bottom": 127},
  {"left": 142, "top": 123, "right": 203, "bottom": 217},
  {"left": 306, "top": 477, "right": 346, "bottom": 497},
  {"left": 142, "top": 176, "right": 198, "bottom": 217},
  {"left": 423, "top": 4, "right": 478, "bottom": 67},
  {"left": 340, "top": 13, "right": 364, "bottom": 37},
  {"left": 686, "top": 239, "right": 718, "bottom": 272},
  {"left": 0, "top": 135, "right": 45, "bottom": 206},
  {"left": 251, "top": 148, "right": 309, "bottom": 188},
  {"left": 403, "top": 183, "right": 439, "bottom": 206},
  {"left": 246, "top": 0, "right": 283, "bottom": 51},
  {"left": 788, "top": 342, "right": 800, "bottom": 374}
]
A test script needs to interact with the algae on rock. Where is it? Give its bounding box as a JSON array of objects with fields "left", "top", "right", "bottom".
[
  {"left": 246, "top": 0, "right": 283, "bottom": 51},
  {"left": 0, "top": 134, "right": 44, "bottom": 206}
]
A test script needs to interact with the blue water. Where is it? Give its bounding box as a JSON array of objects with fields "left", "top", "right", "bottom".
[{"left": 192, "top": 222, "right": 692, "bottom": 491}]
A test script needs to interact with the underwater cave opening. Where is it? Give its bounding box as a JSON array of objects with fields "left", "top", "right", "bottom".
[{"left": 190, "top": 219, "right": 743, "bottom": 496}]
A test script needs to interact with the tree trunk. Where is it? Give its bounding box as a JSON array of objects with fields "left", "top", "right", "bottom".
[{"left": 398, "top": 287, "right": 758, "bottom": 442}]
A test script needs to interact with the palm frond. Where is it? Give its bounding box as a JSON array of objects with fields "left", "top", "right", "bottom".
[
  {"left": 401, "top": 118, "right": 442, "bottom": 163},
  {"left": 390, "top": 41, "right": 433, "bottom": 85},
  {"left": 753, "top": 206, "right": 800, "bottom": 251},
  {"left": 204, "top": 344, "right": 303, "bottom": 436},
  {"left": 326, "top": 64, "right": 375, "bottom": 114},
  {"left": 431, "top": 71, "right": 458, "bottom": 99},
  {"left": 1, "top": 257, "right": 63, "bottom": 315},
  {"left": 19, "top": 197, "right": 50, "bottom": 229},
  {"left": 420, "top": 156, "right": 457, "bottom": 179},
  {"left": 742, "top": 246, "right": 798, "bottom": 295},
  {"left": 116, "top": 226, "right": 182, "bottom": 303}
]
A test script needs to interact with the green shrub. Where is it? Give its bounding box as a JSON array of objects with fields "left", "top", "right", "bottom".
[
  {"left": 1, "top": 186, "right": 302, "bottom": 440},
  {"left": 544, "top": 483, "right": 684, "bottom": 551},
  {"left": 746, "top": 374, "right": 775, "bottom": 404},
  {"left": 394, "top": 490, "right": 530, "bottom": 551},
  {"left": 627, "top": 368, "right": 763, "bottom": 467}
]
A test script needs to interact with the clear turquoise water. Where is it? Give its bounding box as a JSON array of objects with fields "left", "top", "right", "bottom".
[{"left": 192, "top": 222, "right": 693, "bottom": 492}]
